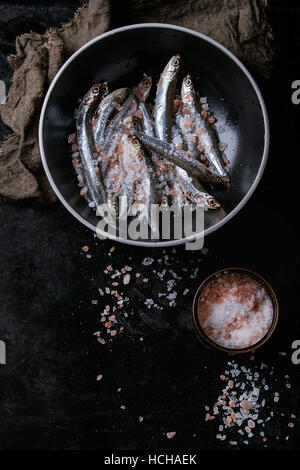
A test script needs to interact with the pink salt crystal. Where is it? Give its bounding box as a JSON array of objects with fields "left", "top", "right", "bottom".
[
  {"left": 166, "top": 432, "right": 176, "bottom": 439},
  {"left": 229, "top": 441, "right": 237, "bottom": 446},
  {"left": 111, "top": 330, "right": 117, "bottom": 336},
  {"left": 228, "top": 380, "right": 234, "bottom": 389},
  {"left": 288, "top": 423, "right": 294, "bottom": 428},
  {"left": 97, "top": 338, "right": 106, "bottom": 345},
  {"left": 220, "top": 375, "right": 226, "bottom": 381},
  {"left": 96, "top": 375, "right": 103, "bottom": 381},
  {"left": 120, "top": 405, "right": 126, "bottom": 410},
  {"left": 245, "top": 426, "right": 251, "bottom": 433},
  {"left": 240, "top": 400, "right": 253, "bottom": 410},
  {"left": 229, "top": 400, "right": 236, "bottom": 408}
]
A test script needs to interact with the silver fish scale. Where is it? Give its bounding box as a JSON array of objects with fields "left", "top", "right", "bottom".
[
  {"left": 171, "top": 124, "right": 219, "bottom": 209},
  {"left": 181, "top": 77, "right": 228, "bottom": 178},
  {"left": 131, "top": 130, "right": 227, "bottom": 187},
  {"left": 94, "top": 98, "right": 117, "bottom": 147},
  {"left": 154, "top": 60, "right": 180, "bottom": 192},
  {"left": 77, "top": 88, "right": 106, "bottom": 208},
  {"left": 139, "top": 102, "right": 169, "bottom": 204}
]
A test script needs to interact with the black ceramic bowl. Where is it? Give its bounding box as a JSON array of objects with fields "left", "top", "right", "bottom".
[{"left": 39, "top": 23, "right": 269, "bottom": 247}]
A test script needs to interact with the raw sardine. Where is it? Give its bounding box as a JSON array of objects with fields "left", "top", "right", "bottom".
[
  {"left": 171, "top": 124, "right": 220, "bottom": 209},
  {"left": 130, "top": 130, "right": 229, "bottom": 187},
  {"left": 104, "top": 77, "right": 152, "bottom": 155},
  {"left": 139, "top": 102, "right": 169, "bottom": 207},
  {"left": 76, "top": 83, "right": 107, "bottom": 209},
  {"left": 154, "top": 54, "right": 180, "bottom": 142},
  {"left": 180, "top": 75, "right": 228, "bottom": 177},
  {"left": 93, "top": 87, "right": 128, "bottom": 150}
]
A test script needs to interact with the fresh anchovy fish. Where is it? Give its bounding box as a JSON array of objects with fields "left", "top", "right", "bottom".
[
  {"left": 129, "top": 135, "right": 159, "bottom": 235},
  {"left": 176, "top": 167, "right": 220, "bottom": 209},
  {"left": 171, "top": 125, "right": 220, "bottom": 209},
  {"left": 103, "top": 154, "right": 123, "bottom": 217},
  {"left": 131, "top": 130, "right": 229, "bottom": 187},
  {"left": 154, "top": 54, "right": 180, "bottom": 142},
  {"left": 168, "top": 168, "right": 186, "bottom": 208},
  {"left": 139, "top": 102, "right": 169, "bottom": 207},
  {"left": 104, "top": 77, "right": 152, "bottom": 155},
  {"left": 181, "top": 74, "right": 228, "bottom": 177},
  {"left": 154, "top": 54, "right": 181, "bottom": 186},
  {"left": 175, "top": 113, "right": 202, "bottom": 162},
  {"left": 76, "top": 82, "right": 107, "bottom": 208},
  {"left": 118, "top": 133, "right": 136, "bottom": 210},
  {"left": 131, "top": 133, "right": 160, "bottom": 205},
  {"left": 93, "top": 87, "right": 128, "bottom": 176},
  {"left": 93, "top": 87, "right": 128, "bottom": 149}
]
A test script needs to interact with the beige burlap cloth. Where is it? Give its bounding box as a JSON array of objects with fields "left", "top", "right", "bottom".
[{"left": 0, "top": 0, "right": 273, "bottom": 203}]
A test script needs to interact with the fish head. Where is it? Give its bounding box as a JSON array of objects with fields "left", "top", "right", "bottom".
[
  {"left": 161, "top": 54, "right": 181, "bottom": 82},
  {"left": 135, "top": 77, "right": 152, "bottom": 102},
  {"left": 194, "top": 193, "right": 220, "bottom": 209},
  {"left": 84, "top": 82, "right": 106, "bottom": 106},
  {"left": 112, "top": 87, "right": 129, "bottom": 103},
  {"left": 129, "top": 134, "right": 143, "bottom": 160},
  {"left": 132, "top": 115, "right": 142, "bottom": 131},
  {"left": 181, "top": 75, "right": 196, "bottom": 105}
]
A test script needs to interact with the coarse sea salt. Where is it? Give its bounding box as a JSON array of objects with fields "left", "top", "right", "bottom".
[
  {"left": 207, "top": 358, "right": 295, "bottom": 446},
  {"left": 198, "top": 272, "right": 273, "bottom": 349}
]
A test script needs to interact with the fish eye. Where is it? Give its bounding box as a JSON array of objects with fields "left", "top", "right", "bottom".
[
  {"left": 185, "top": 78, "right": 192, "bottom": 87},
  {"left": 92, "top": 85, "right": 100, "bottom": 93},
  {"left": 143, "top": 79, "right": 150, "bottom": 88},
  {"left": 172, "top": 57, "right": 179, "bottom": 67},
  {"left": 133, "top": 138, "right": 140, "bottom": 147}
]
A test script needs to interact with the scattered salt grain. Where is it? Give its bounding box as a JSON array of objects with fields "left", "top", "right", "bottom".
[{"left": 142, "top": 257, "right": 154, "bottom": 266}]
